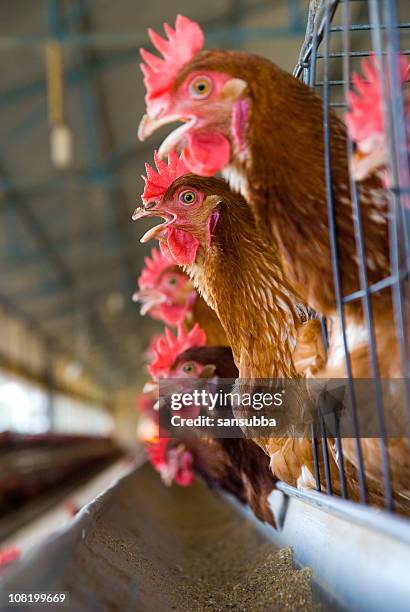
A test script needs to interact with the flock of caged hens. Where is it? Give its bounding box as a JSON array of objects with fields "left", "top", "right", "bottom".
[{"left": 131, "top": 15, "right": 410, "bottom": 525}]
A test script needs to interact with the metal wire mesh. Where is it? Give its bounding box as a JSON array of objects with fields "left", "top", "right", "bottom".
[{"left": 295, "top": 0, "right": 410, "bottom": 512}]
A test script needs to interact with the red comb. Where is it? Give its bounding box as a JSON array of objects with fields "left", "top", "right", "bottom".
[
  {"left": 148, "top": 323, "right": 207, "bottom": 379},
  {"left": 138, "top": 247, "right": 173, "bottom": 289},
  {"left": 142, "top": 150, "right": 189, "bottom": 202},
  {"left": 145, "top": 332, "right": 164, "bottom": 365},
  {"left": 346, "top": 54, "right": 409, "bottom": 143},
  {"left": 140, "top": 14, "right": 204, "bottom": 114}
]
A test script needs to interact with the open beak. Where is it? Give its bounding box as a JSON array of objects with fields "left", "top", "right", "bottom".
[
  {"left": 132, "top": 288, "right": 166, "bottom": 315},
  {"left": 138, "top": 113, "right": 197, "bottom": 159},
  {"left": 132, "top": 205, "right": 176, "bottom": 244},
  {"left": 138, "top": 112, "right": 184, "bottom": 141},
  {"left": 143, "top": 380, "right": 159, "bottom": 394}
]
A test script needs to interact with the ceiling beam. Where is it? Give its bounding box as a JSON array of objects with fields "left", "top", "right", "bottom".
[
  {"left": 0, "top": 163, "right": 74, "bottom": 288},
  {"left": 0, "top": 0, "right": 297, "bottom": 52}
]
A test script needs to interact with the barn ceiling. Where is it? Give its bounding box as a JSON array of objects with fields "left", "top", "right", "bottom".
[{"left": 4, "top": 0, "right": 400, "bottom": 391}]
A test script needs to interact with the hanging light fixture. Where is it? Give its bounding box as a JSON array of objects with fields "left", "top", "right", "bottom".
[{"left": 46, "top": 40, "right": 73, "bottom": 169}]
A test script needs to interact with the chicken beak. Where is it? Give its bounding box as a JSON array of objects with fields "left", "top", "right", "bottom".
[
  {"left": 138, "top": 113, "right": 165, "bottom": 141},
  {"left": 138, "top": 112, "right": 189, "bottom": 142},
  {"left": 133, "top": 288, "right": 162, "bottom": 303},
  {"left": 143, "top": 380, "right": 159, "bottom": 394},
  {"left": 132, "top": 205, "right": 153, "bottom": 221},
  {"left": 133, "top": 288, "right": 166, "bottom": 315},
  {"left": 138, "top": 112, "right": 197, "bottom": 161},
  {"left": 132, "top": 205, "right": 176, "bottom": 244}
]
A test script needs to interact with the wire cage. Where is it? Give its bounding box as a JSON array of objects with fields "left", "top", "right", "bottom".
[{"left": 292, "top": 0, "right": 410, "bottom": 513}]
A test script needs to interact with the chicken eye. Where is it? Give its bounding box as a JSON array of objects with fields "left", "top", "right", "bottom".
[
  {"left": 182, "top": 362, "right": 195, "bottom": 374},
  {"left": 179, "top": 190, "right": 197, "bottom": 205},
  {"left": 190, "top": 76, "right": 212, "bottom": 98},
  {"left": 167, "top": 277, "right": 177, "bottom": 286}
]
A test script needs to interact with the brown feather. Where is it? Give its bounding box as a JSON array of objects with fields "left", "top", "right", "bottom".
[{"left": 190, "top": 294, "right": 228, "bottom": 346}]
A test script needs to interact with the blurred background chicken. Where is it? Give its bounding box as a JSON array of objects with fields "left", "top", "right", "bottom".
[
  {"left": 133, "top": 247, "right": 197, "bottom": 326},
  {"left": 345, "top": 54, "right": 409, "bottom": 186},
  {"left": 134, "top": 230, "right": 227, "bottom": 346}
]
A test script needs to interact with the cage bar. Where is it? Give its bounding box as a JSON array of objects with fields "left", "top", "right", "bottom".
[{"left": 295, "top": 0, "right": 410, "bottom": 513}]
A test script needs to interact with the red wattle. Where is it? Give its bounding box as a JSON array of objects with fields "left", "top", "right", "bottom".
[
  {"left": 167, "top": 227, "right": 200, "bottom": 265},
  {"left": 157, "top": 304, "right": 191, "bottom": 327},
  {"left": 159, "top": 240, "right": 174, "bottom": 261},
  {"left": 184, "top": 131, "right": 231, "bottom": 176},
  {"left": 175, "top": 451, "right": 195, "bottom": 486}
]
